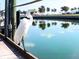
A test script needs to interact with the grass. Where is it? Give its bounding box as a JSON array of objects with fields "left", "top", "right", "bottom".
[{"left": 47, "top": 14, "right": 79, "bottom": 16}]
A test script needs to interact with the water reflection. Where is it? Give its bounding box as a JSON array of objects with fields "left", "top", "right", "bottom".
[
  {"left": 32, "top": 21, "right": 37, "bottom": 26},
  {"left": 47, "top": 23, "right": 50, "bottom": 27},
  {"left": 61, "top": 23, "right": 69, "bottom": 29},
  {"left": 39, "top": 22, "right": 46, "bottom": 30},
  {"left": 71, "top": 22, "right": 79, "bottom": 25},
  {"left": 32, "top": 20, "right": 57, "bottom": 30},
  {"left": 52, "top": 22, "right": 57, "bottom": 25},
  {"left": 32, "top": 19, "right": 79, "bottom": 30},
  {"left": 25, "top": 19, "right": 79, "bottom": 59}
]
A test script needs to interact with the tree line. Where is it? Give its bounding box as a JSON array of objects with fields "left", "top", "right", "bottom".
[{"left": 16, "top": 5, "right": 79, "bottom": 14}]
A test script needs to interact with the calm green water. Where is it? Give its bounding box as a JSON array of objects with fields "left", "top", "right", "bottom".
[{"left": 23, "top": 19, "right": 79, "bottom": 59}]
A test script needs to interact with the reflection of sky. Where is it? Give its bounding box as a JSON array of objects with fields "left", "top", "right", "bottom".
[{"left": 24, "top": 20, "right": 79, "bottom": 59}]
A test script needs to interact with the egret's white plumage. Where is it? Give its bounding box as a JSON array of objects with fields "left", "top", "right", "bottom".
[{"left": 14, "top": 12, "right": 33, "bottom": 44}]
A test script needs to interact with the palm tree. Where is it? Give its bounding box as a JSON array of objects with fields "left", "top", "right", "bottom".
[
  {"left": 51, "top": 9, "right": 54, "bottom": 13},
  {"left": 47, "top": 7, "right": 50, "bottom": 12},
  {"left": 74, "top": 7, "right": 77, "bottom": 10},
  {"left": 71, "top": 8, "right": 74, "bottom": 11},
  {"left": 51, "top": 8, "right": 57, "bottom": 14},
  {"left": 38, "top": 5, "right": 45, "bottom": 13},
  {"left": 53, "top": 8, "right": 57, "bottom": 12},
  {"left": 41, "top": 6, "right": 45, "bottom": 13},
  {"left": 61, "top": 6, "right": 69, "bottom": 13}
]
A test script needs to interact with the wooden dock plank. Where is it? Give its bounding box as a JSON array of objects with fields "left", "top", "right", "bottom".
[
  {"left": 0, "top": 38, "right": 26, "bottom": 59},
  {"left": 0, "top": 39, "right": 19, "bottom": 59},
  {"left": 0, "top": 34, "right": 36, "bottom": 59}
]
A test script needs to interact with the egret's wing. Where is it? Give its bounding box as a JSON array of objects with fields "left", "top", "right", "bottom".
[{"left": 14, "top": 18, "right": 33, "bottom": 44}]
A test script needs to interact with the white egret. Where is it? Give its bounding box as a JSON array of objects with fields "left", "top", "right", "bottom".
[{"left": 14, "top": 12, "right": 33, "bottom": 44}]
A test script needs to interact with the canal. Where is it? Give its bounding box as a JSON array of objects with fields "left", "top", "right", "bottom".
[{"left": 23, "top": 19, "right": 79, "bottom": 59}]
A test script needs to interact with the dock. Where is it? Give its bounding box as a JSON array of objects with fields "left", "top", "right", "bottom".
[
  {"left": 0, "top": 37, "right": 22, "bottom": 59},
  {"left": 0, "top": 0, "right": 43, "bottom": 59},
  {"left": 0, "top": 33, "right": 37, "bottom": 59}
]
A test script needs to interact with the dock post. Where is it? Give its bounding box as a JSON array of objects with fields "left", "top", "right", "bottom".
[
  {"left": 5, "top": 0, "right": 9, "bottom": 38},
  {"left": 5, "top": 0, "right": 16, "bottom": 40},
  {"left": 8, "top": 0, "right": 12, "bottom": 38},
  {"left": 11, "top": 0, "right": 16, "bottom": 40}
]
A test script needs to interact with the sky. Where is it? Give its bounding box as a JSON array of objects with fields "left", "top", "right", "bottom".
[{"left": 0, "top": 0, "right": 79, "bottom": 12}]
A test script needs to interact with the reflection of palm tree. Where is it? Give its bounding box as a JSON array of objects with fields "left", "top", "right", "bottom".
[
  {"left": 52, "top": 22, "right": 57, "bottom": 25},
  {"left": 61, "top": 23, "right": 69, "bottom": 29},
  {"left": 47, "top": 23, "right": 50, "bottom": 27},
  {"left": 39, "top": 22, "right": 46, "bottom": 30},
  {"left": 71, "top": 22, "right": 78, "bottom": 25},
  {"left": 32, "top": 21, "right": 37, "bottom": 26}
]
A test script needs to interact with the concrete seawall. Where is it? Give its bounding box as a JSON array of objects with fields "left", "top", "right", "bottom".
[{"left": 33, "top": 15, "right": 79, "bottom": 19}]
